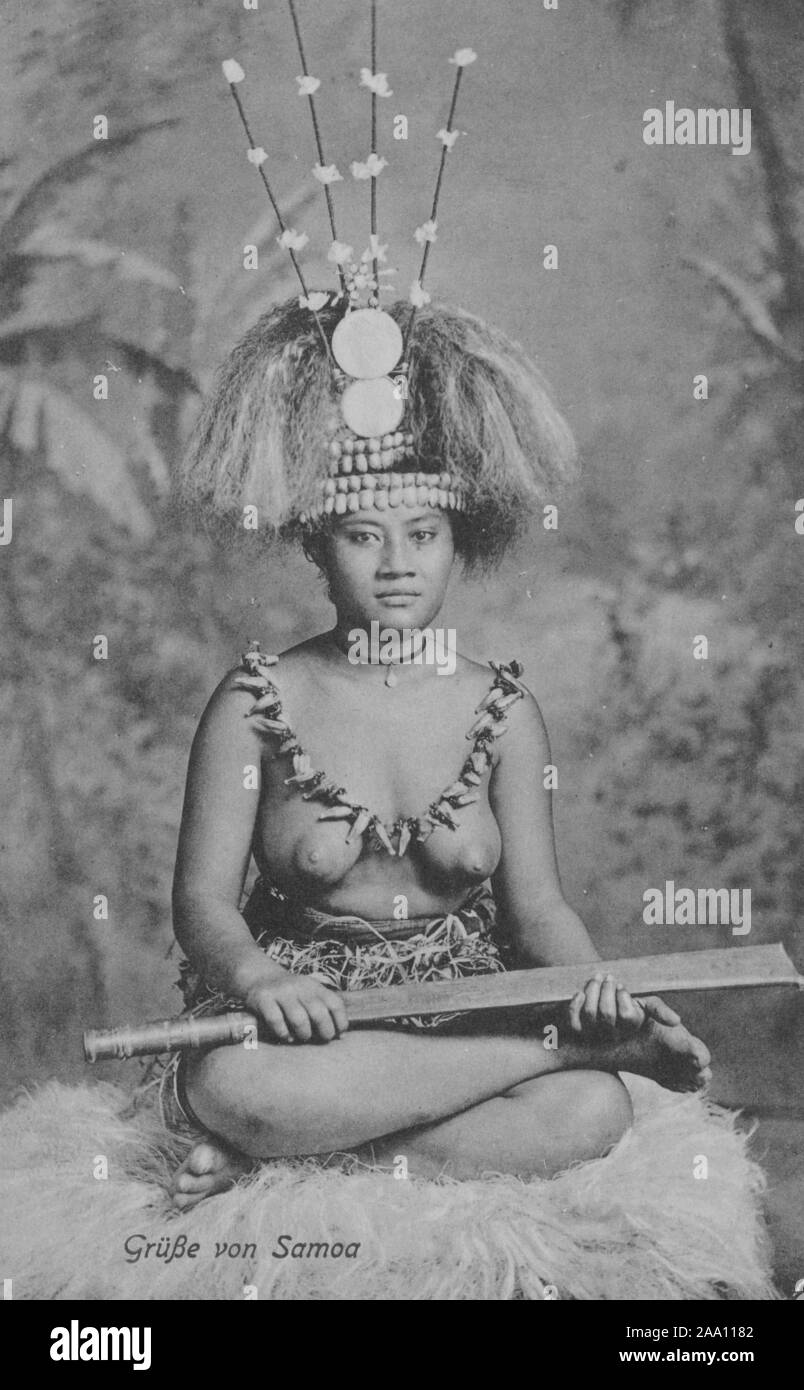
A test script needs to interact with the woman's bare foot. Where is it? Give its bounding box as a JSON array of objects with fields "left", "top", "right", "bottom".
[
  {"left": 170, "top": 1139, "right": 253, "bottom": 1210},
  {"left": 604, "top": 1016, "right": 712, "bottom": 1092}
]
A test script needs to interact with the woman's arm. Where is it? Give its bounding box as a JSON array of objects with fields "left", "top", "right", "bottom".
[
  {"left": 172, "top": 668, "right": 272, "bottom": 995},
  {"left": 488, "top": 689, "right": 600, "bottom": 967},
  {"left": 172, "top": 668, "right": 347, "bottom": 1042},
  {"left": 489, "top": 691, "right": 683, "bottom": 1036}
]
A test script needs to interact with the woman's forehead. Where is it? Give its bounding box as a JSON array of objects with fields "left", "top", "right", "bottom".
[{"left": 333, "top": 509, "right": 447, "bottom": 530}]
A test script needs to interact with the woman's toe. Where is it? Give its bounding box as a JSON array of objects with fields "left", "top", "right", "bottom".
[
  {"left": 187, "top": 1141, "right": 228, "bottom": 1175},
  {"left": 175, "top": 1169, "right": 214, "bottom": 1193},
  {"left": 169, "top": 1140, "right": 249, "bottom": 1209},
  {"left": 172, "top": 1191, "right": 203, "bottom": 1210},
  {"left": 171, "top": 1169, "right": 229, "bottom": 1208}
]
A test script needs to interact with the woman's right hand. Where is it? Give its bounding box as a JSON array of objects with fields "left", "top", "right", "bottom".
[
  {"left": 243, "top": 967, "right": 349, "bottom": 1044},
  {"left": 568, "top": 971, "right": 681, "bottom": 1038}
]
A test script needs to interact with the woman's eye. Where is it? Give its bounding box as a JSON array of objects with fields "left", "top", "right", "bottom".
[
  {"left": 351, "top": 532, "right": 380, "bottom": 544},
  {"left": 413, "top": 530, "right": 436, "bottom": 542}
]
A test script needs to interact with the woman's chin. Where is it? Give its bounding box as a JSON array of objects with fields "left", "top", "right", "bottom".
[{"left": 373, "top": 611, "right": 432, "bottom": 633}]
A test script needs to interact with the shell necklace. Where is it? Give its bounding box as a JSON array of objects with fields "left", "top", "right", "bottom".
[{"left": 236, "top": 640, "right": 526, "bottom": 857}]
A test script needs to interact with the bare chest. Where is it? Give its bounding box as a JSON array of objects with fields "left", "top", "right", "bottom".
[
  {"left": 234, "top": 648, "right": 523, "bottom": 908},
  {"left": 267, "top": 682, "right": 483, "bottom": 819}
]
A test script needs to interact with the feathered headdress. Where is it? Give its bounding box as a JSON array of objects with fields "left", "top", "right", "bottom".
[{"left": 177, "top": 3, "right": 577, "bottom": 566}]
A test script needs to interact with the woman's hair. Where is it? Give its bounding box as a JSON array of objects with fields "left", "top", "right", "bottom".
[{"left": 175, "top": 296, "right": 578, "bottom": 569}]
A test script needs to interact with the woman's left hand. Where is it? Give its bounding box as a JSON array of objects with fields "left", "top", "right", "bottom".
[{"left": 568, "top": 972, "right": 681, "bottom": 1037}]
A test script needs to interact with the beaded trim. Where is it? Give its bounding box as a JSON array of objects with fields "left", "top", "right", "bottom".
[
  {"left": 235, "top": 641, "right": 526, "bottom": 856},
  {"left": 327, "top": 428, "right": 416, "bottom": 474},
  {"left": 305, "top": 469, "right": 463, "bottom": 520},
  {"left": 296, "top": 430, "right": 466, "bottom": 523}
]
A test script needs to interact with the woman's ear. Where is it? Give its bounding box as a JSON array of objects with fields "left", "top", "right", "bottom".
[
  {"left": 301, "top": 528, "right": 326, "bottom": 568},
  {"left": 301, "top": 531, "right": 336, "bottom": 604}
]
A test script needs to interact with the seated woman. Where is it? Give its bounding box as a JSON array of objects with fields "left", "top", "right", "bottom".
[{"left": 166, "top": 296, "right": 711, "bottom": 1209}]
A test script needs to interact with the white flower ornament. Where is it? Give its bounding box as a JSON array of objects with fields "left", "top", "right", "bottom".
[
  {"left": 247, "top": 147, "right": 268, "bottom": 167},
  {"left": 362, "top": 235, "right": 388, "bottom": 264},
  {"left": 278, "top": 228, "right": 309, "bottom": 252},
  {"left": 409, "top": 280, "right": 431, "bottom": 308},
  {"left": 222, "top": 59, "right": 245, "bottom": 85},
  {"left": 449, "top": 48, "right": 478, "bottom": 67},
  {"left": 313, "top": 164, "right": 343, "bottom": 185},
  {"left": 414, "top": 220, "right": 438, "bottom": 246},
  {"left": 351, "top": 153, "right": 387, "bottom": 180},
  {"left": 296, "top": 75, "right": 321, "bottom": 96},
  {"left": 360, "top": 68, "right": 393, "bottom": 97},
  {"left": 299, "top": 292, "right": 330, "bottom": 312},
  {"left": 437, "top": 128, "right": 460, "bottom": 150},
  {"left": 327, "top": 240, "right": 353, "bottom": 265}
]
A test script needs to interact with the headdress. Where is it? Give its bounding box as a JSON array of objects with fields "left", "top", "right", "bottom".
[{"left": 178, "top": 2, "right": 577, "bottom": 566}]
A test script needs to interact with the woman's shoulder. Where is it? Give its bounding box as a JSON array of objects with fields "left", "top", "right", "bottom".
[
  {"left": 197, "top": 641, "right": 283, "bottom": 735},
  {"left": 459, "top": 651, "right": 548, "bottom": 738},
  {"left": 208, "top": 638, "right": 316, "bottom": 731},
  {"left": 454, "top": 651, "right": 528, "bottom": 699}
]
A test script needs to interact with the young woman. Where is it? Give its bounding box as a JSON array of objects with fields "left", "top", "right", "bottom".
[{"left": 164, "top": 297, "right": 711, "bottom": 1208}]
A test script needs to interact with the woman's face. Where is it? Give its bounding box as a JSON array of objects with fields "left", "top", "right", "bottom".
[{"left": 319, "top": 506, "right": 456, "bottom": 631}]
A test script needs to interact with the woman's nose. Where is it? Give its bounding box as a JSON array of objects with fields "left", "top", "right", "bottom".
[{"left": 377, "top": 541, "right": 416, "bottom": 575}]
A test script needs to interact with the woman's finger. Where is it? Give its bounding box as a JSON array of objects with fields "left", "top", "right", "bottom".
[
  {"left": 280, "top": 999, "right": 313, "bottom": 1042},
  {"left": 257, "top": 999, "right": 290, "bottom": 1042},
  {"left": 581, "top": 974, "right": 603, "bottom": 1027},
  {"left": 306, "top": 1000, "right": 337, "bottom": 1043},
  {"left": 641, "top": 995, "right": 681, "bottom": 1027},
  {"left": 316, "top": 985, "right": 348, "bottom": 1034},
  {"left": 568, "top": 990, "right": 584, "bottom": 1033},
  {"left": 615, "top": 984, "right": 642, "bottom": 1030},
  {"left": 324, "top": 991, "right": 349, "bottom": 1036},
  {"left": 598, "top": 974, "right": 617, "bottom": 1028}
]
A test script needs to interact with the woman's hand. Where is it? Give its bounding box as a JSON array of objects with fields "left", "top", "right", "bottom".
[
  {"left": 568, "top": 971, "right": 681, "bottom": 1038},
  {"left": 243, "top": 967, "right": 349, "bottom": 1044}
]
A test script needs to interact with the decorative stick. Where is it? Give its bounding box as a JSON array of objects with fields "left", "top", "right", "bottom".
[
  {"left": 222, "top": 60, "right": 332, "bottom": 362},
  {"left": 370, "top": 0, "right": 379, "bottom": 290},
  {"left": 403, "top": 47, "right": 477, "bottom": 360},
  {"left": 287, "top": 0, "right": 345, "bottom": 291},
  {"left": 83, "top": 943, "right": 803, "bottom": 1061}
]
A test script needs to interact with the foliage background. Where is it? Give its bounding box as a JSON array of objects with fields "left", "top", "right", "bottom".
[{"left": 1, "top": 0, "right": 802, "bottom": 1203}]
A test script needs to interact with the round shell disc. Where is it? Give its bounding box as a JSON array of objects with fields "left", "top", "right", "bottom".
[
  {"left": 331, "top": 309, "right": 403, "bottom": 380},
  {"left": 341, "top": 377, "right": 405, "bottom": 438}
]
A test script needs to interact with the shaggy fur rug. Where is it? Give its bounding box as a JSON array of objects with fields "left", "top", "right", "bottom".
[{"left": 0, "top": 1075, "right": 778, "bottom": 1301}]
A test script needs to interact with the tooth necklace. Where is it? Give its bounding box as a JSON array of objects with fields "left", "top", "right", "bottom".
[{"left": 235, "top": 642, "right": 527, "bottom": 857}]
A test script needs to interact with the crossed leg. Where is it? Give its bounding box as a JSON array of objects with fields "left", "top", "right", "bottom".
[
  {"left": 171, "top": 1017, "right": 710, "bottom": 1206},
  {"left": 364, "top": 1071, "right": 633, "bottom": 1180}
]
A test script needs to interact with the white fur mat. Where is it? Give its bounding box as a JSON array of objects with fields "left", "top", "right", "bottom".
[{"left": 0, "top": 1076, "right": 778, "bottom": 1300}]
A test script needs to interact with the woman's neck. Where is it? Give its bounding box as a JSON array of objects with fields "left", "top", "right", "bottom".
[{"left": 326, "top": 620, "right": 445, "bottom": 687}]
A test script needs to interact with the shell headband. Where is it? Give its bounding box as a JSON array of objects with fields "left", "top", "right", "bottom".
[{"left": 221, "top": 0, "right": 477, "bottom": 519}]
